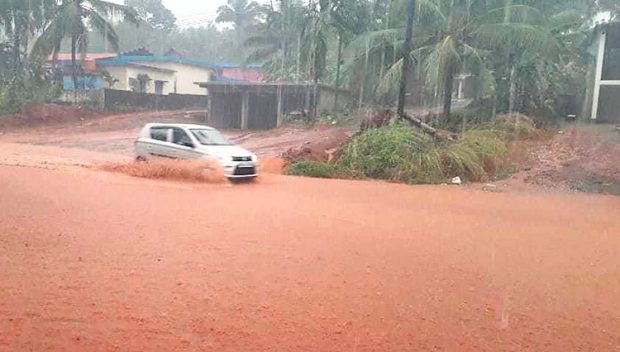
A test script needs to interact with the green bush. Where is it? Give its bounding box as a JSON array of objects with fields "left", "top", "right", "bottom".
[
  {"left": 285, "top": 120, "right": 519, "bottom": 184},
  {"left": 443, "top": 129, "right": 508, "bottom": 181},
  {"left": 284, "top": 160, "right": 338, "bottom": 178},
  {"left": 494, "top": 114, "right": 537, "bottom": 138},
  {"left": 429, "top": 106, "right": 495, "bottom": 132},
  {"left": 338, "top": 122, "right": 510, "bottom": 183},
  {"left": 430, "top": 107, "right": 537, "bottom": 140},
  {"left": 336, "top": 122, "right": 443, "bottom": 183}
]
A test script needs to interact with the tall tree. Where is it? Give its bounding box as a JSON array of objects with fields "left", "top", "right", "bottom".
[
  {"left": 245, "top": 0, "right": 307, "bottom": 81},
  {"left": 0, "top": 0, "right": 56, "bottom": 109},
  {"left": 32, "top": 0, "right": 136, "bottom": 101},
  {"left": 124, "top": 0, "right": 176, "bottom": 32},
  {"left": 216, "top": 0, "right": 263, "bottom": 30},
  {"left": 397, "top": 0, "right": 415, "bottom": 116},
  {"left": 301, "top": 0, "right": 331, "bottom": 83},
  {"left": 217, "top": 0, "right": 263, "bottom": 56},
  {"left": 330, "top": 0, "right": 372, "bottom": 107},
  {"left": 106, "top": 0, "right": 177, "bottom": 54}
]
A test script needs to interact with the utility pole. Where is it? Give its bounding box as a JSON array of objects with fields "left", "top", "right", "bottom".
[{"left": 397, "top": 0, "right": 415, "bottom": 117}]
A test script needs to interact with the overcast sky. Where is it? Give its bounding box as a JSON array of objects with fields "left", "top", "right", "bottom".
[
  {"left": 163, "top": 0, "right": 226, "bottom": 27},
  {"left": 113, "top": 0, "right": 271, "bottom": 28}
]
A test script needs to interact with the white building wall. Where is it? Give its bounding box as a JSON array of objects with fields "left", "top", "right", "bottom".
[
  {"left": 103, "top": 66, "right": 129, "bottom": 90},
  {"left": 102, "top": 66, "right": 176, "bottom": 95},
  {"left": 126, "top": 66, "right": 175, "bottom": 95},
  {"left": 134, "top": 61, "right": 211, "bottom": 95}
]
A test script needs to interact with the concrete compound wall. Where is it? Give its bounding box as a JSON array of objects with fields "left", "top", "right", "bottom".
[
  {"left": 207, "top": 84, "right": 351, "bottom": 130},
  {"left": 56, "top": 90, "right": 105, "bottom": 109},
  {"left": 317, "top": 87, "right": 352, "bottom": 114},
  {"left": 103, "top": 89, "right": 207, "bottom": 111}
]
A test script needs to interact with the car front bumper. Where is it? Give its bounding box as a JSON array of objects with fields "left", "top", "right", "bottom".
[{"left": 222, "top": 162, "right": 259, "bottom": 178}]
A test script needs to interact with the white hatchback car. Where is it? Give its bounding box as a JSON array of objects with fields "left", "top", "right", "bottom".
[{"left": 135, "top": 123, "right": 258, "bottom": 179}]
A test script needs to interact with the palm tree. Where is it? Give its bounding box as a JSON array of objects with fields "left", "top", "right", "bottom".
[
  {"left": 330, "top": 0, "right": 372, "bottom": 107},
  {"left": 0, "top": 0, "right": 57, "bottom": 107},
  {"left": 301, "top": 0, "right": 331, "bottom": 83},
  {"left": 216, "top": 0, "right": 263, "bottom": 56},
  {"left": 216, "top": 0, "right": 263, "bottom": 30},
  {"left": 397, "top": 0, "right": 415, "bottom": 116},
  {"left": 365, "top": 0, "right": 576, "bottom": 126},
  {"left": 476, "top": 0, "right": 585, "bottom": 117},
  {"left": 343, "top": 0, "right": 442, "bottom": 107},
  {"left": 31, "top": 0, "right": 136, "bottom": 101},
  {"left": 245, "top": 0, "right": 307, "bottom": 81},
  {"left": 1, "top": 0, "right": 55, "bottom": 69}
]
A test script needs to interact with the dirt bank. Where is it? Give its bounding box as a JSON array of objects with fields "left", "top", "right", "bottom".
[
  {"left": 499, "top": 124, "right": 620, "bottom": 195},
  {"left": 0, "top": 151, "right": 619, "bottom": 351}
]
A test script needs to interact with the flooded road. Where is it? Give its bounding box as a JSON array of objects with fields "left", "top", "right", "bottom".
[{"left": 1, "top": 143, "right": 619, "bottom": 351}]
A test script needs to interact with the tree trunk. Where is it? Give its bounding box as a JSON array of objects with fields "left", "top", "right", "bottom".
[
  {"left": 400, "top": 112, "right": 443, "bottom": 139},
  {"left": 442, "top": 68, "right": 454, "bottom": 119},
  {"left": 13, "top": 21, "right": 21, "bottom": 70},
  {"left": 296, "top": 33, "right": 301, "bottom": 82},
  {"left": 379, "top": 0, "right": 392, "bottom": 82},
  {"left": 397, "top": 0, "right": 415, "bottom": 117},
  {"left": 71, "top": 36, "right": 78, "bottom": 104},
  {"left": 334, "top": 33, "right": 343, "bottom": 111},
  {"left": 358, "top": 38, "right": 369, "bottom": 110},
  {"left": 505, "top": 2, "right": 516, "bottom": 119},
  {"left": 508, "top": 63, "right": 516, "bottom": 117},
  {"left": 281, "top": 6, "right": 286, "bottom": 79}
]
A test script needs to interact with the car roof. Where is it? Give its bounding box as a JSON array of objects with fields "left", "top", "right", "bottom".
[{"left": 144, "top": 123, "right": 215, "bottom": 130}]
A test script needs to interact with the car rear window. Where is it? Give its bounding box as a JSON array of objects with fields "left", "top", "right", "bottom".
[{"left": 150, "top": 127, "right": 168, "bottom": 142}]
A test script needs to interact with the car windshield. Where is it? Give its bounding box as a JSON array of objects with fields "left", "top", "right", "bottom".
[{"left": 190, "top": 129, "right": 233, "bottom": 146}]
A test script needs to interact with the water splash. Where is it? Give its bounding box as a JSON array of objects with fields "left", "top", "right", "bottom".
[{"left": 99, "top": 158, "right": 226, "bottom": 183}]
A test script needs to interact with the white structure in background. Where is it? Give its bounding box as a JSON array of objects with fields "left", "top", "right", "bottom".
[
  {"left": 584, "top": 18, "right": 620, "bottom": 122},
  {"left": 454, "top": 73, "right": 473, "bottom": 102},
  {"left": 96, "top": 54, "right": 213, "bottom": 96}
]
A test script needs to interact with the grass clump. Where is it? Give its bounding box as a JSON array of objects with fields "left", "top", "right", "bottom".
[
  {"left": 284, "top": 160, "right": 338, "bottom": 178},
  {"left": 494, "top": 114, "right": 537, "bottom": 138},
  {"left": 443, "top": 129, "right": 508, "bottom": 181},
  {"left": 336, "top": 122, "right": 443, "bottom": 183},
  {"left": 285, "top": 121, "right": 512, "bottom": 184}
]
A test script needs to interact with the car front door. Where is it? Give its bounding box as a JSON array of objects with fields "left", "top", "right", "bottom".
[{"left": 170, "top": 127, "right": 202, "bottom": 159}]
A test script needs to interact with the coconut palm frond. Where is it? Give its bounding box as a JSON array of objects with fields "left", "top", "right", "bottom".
[
  {"left": 484, "top": 4, "right": 545, "bottom": 25},
  {"left": 346, "top": 27, "right": 404, "bottom": 53},
  {"left": 85, "top": 8, "right": 120, "bottom": 52},
  {"left": 424, "top": 35, "right": 460, "bottom": 88},
  {"left": 89, "top": 0, "right": 137, "bottom": 23},
  {"left": 377, "top": 58, "right": 403, "bottom": 94},
  {"left": 415, "top": 0, "right": 445, "bottom": 22}
]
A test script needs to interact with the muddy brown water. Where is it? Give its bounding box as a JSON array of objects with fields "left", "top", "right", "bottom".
[{"left": 1, "top": 155, "right": 619, "bottom": 351}]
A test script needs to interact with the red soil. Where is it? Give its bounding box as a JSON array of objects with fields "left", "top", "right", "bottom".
[{"left": 0, "top": 152, "right": 619, "bottom": 351}]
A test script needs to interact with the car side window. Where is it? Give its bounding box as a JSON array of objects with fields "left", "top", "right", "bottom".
[
  {"left": 150, "top": 127, "right": 169, "bottom": 142},
  {"left": 172, "top": 128, "right": 193, "bottom": 147}
]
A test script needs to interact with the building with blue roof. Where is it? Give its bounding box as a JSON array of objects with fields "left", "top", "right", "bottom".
[{"left": 94, "top": 51, "right": 263, "bottom": 96}]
